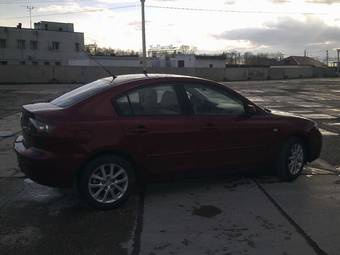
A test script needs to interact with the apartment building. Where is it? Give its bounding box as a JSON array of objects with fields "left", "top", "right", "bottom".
[{"left": 0, "top": 21, "right": 85, "bottom": 66}]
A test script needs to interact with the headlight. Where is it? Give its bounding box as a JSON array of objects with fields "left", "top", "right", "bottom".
[{"left": 29, "top": 118, "right": 53, "bottom": 134}]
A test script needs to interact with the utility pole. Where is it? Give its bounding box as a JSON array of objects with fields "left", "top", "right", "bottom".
[
  {"left": 337, "top": 49, "right": 340, "bottom": 73},
  {"left": 326, "top": 50, "right": 329, "bottom": 67},
  {"left": 140, "top": 0, "right": 147, "bottom": 73},
  {"left": 304, "top": 49, "right": 307, "bottom": 57},
  {"left": 26, "top": 5, "right": 34, "bottom": 29}
]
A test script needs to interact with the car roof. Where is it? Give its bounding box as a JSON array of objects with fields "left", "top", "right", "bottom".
[{"left": 106, "top": 73, "right": 211, "bottom": 86}]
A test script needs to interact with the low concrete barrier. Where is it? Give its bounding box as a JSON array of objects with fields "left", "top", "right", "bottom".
[{"left": 0, "top": 65, "right": 337, "bottom": 84}]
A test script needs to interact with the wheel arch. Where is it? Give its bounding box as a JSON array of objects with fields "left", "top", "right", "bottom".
[
  {"left": 74, "top": 148, "right": 143, "bottom": 186},
  {"left": 286, "top": 132, "right": 311, "bottom": 162}
]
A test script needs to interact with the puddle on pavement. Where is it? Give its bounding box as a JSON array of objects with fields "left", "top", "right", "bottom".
[{"left": 192, "top": 205, "right": 222, "bottom": 218}]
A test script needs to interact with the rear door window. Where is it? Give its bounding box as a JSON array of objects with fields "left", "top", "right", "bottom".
[{"left": 115, "top": 85, "right": 182, "bottom": 116}]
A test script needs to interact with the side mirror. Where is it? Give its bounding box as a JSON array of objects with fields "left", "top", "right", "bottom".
[{"left": 246, "top": 104, "right": 257, "bottom": 115}]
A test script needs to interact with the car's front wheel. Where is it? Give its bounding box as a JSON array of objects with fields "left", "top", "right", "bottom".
[
  {"left": 275, "top": 137, "right": 306, "bottom": 181},
  {"left": 78, "top": 155, "right": 135, "bottom": 210}
]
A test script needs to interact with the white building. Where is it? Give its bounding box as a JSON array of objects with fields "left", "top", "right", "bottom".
[
  {"left": 69, "top": 54, "right": 228, "bottom": 69},
  {"left": 0, "top": 21, "right": 85, "bottom": 66},
  {"left": 168, "top": 54, "right": 226, "bottom": 68},
  {"left": 194, "top": 55, "right": 227, "bottom": 68},
  {"left": 169, "top": 54, "right": 196, "bottom": 68}
]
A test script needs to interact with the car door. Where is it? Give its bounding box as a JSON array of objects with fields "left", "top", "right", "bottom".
[
  {"left": 114, "top": 83, "right": 199, "bottom": 177},
  {"left": 182, "top": 83, "right": 275, "bottom": 170}
]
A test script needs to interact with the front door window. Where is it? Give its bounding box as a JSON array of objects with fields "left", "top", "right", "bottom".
[{"left": 184, "top": 84, "right": 245, "bottom": 115}]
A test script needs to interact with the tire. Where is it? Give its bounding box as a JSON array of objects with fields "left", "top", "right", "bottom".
[
  {"left": 274, "top": 137, "right": 306, "bottom": 182},
  {"left": 77, "top": 155, "right": 135, "bottom": 210}
]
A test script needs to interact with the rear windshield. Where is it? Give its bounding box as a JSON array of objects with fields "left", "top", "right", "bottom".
[{"left": 51, "top": 78, "right": 112, "bottom": 107}]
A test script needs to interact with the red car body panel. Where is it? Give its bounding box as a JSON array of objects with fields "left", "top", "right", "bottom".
[{"left": 14, "top": 74, "right": 322, "bottom": 187}]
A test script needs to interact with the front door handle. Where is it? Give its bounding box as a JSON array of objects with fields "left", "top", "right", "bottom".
[{"left": 202, "top": 123, "right": 217, "bottom": 131}]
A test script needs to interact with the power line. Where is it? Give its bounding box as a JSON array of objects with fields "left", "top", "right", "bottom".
[
  {"left": 0, "top": 0, "right": 99, "bottom": 5},
  {"left": 0, "top": 3, "right": 331, "bottom": 22},
  {"left": 146, "top": 5, "right": 329, "bottom": 16},
  {"left": 0, "top": 0, "right": 138, "bottom": 5},
  {"left": 0, "top": 4, "right": 138, "bottom": 20}
]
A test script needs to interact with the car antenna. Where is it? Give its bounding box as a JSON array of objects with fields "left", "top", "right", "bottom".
[{"left": 85, "top": 52, "right": 117, "bottom": 81}]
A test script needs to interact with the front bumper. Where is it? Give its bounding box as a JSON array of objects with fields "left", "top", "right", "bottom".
[{"left": 14, "top": 135, "right": 83, "bottom": 187}]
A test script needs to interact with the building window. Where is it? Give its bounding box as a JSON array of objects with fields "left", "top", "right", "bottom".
[
  {"left": 32, "top": 61, "right": 38, "bottom": 65},
  {"left": 17, "top": 39, "right": 25, "bottom": 49},
  {"left": 20, "top": 61, "right": 26, "bottom": 65},
  {"left": 75, "top": 42, "right": 80, "bottom": 52},
  {"left": 55, "top": 62, "right": 61, "bottom": 66},
  {"left": 0, "top": 39, "right": 6, "bottom": 49},
  {"left": 44, "top": 61, "right": 50, "bottom": 66},
  {"left": 30, "top": 40, "right": 38, "bottom": 50},
  {"left": 50, "top": 41, "right": 60, "bottom": 50},
  {"left": 178, "top": 60, "right": 185, "bottom": 68},
  {"left": 0, "top": 61, "right": 8, "bottom": 65}
]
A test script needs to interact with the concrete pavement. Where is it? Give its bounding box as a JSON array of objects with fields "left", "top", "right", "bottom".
[{"left": 1, "top": 78, "right": 340, "bottom": 255}]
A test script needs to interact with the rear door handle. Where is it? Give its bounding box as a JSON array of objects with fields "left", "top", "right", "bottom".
[{"left": 127, "top": 125, "right": 149, "bottom": 134}]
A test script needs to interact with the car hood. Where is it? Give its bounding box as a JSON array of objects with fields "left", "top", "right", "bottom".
[
  {"left": 23, "top": 102, "right": 62, "bottom": 113},
  {"left": 269, "top": 109, "right": 311, "bottom": 121}
]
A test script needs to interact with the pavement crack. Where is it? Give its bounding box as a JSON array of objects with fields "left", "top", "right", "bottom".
[
  {"left": 253, "top": 178, "right": 328, "bottom": 255},
  {"left": 131, "top": 185, "right": 146, "bottom": 255}
]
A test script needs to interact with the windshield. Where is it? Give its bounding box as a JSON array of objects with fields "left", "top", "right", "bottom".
[{"left": 51, "top": 78, "right": 112, "bottom": 107}]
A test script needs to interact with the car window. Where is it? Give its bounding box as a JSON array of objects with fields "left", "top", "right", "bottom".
[
  {"left": 51, "top": 78, "right": 112, "bottom": 107},
  {"left": 115, "top": 85, "right": 182, "bottom": 116},
  {"left": 184, "top": 84, "right": 245, "bottom": 115}
]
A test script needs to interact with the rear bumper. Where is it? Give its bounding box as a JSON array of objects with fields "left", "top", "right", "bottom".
[
  {"left": 14, "top": 135, "right": 84, "bottom": 187},
  {"left": 307, "top": 127, "right": 322, "bottom": 162}
]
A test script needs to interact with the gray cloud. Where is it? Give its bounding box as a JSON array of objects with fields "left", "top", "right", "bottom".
[
  {"left": 306, "top": 0, "right": 340, "bottom": 4},
  {"left": 128, "top": 20, "right": 151, "bottom": 30},
  {"left": 271, "top": 0, "right": 290, "bottom": 3},
  {"left": 214, "top": 17, "right": 340, "bottom": 55},
  {"left": 270, "top": 0, "right": 340, "bottom": 4}
]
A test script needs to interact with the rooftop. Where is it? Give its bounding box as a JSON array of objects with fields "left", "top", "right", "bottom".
[{"left": 273, "top": 56, "right": 327, "bottom": 67}]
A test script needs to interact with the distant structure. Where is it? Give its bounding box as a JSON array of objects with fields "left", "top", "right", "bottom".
[
  {"left": 167, "top": 54, "right": 227, "bottom": 68},
  {"left": 69, "top": 55, "right": 144, "bottom": 67},
  {"left": 0, "top": 21, "right": 85, "bottom": 66},
  {"left": 272, "top": 56, "right": 327, "bottom": 68},
  {"left": 70, "top": 53, "right": 228, "bottom": 69}
]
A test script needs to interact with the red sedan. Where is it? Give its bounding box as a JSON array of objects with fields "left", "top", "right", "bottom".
[{"left": 14, "top": 74, "right": 322, "bottom": 209}]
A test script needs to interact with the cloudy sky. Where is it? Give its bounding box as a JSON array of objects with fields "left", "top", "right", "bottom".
[{"left": 1, "top": 0, "right": 340, "bottom": 60}]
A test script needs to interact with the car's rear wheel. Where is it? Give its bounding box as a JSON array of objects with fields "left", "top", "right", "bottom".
[
  {"left": 275, "top": 137, "right": 305, "bottom": 181},
  {"left": 78, "top": 155, "right": 135, "bottom": 210}
]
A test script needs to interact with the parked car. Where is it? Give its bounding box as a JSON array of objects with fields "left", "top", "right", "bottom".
[{"left": 14, "top": 74, "right": 322, "bottom": 209}]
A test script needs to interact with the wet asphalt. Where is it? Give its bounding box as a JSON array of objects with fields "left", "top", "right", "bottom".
[{"left": 1, "top": 78, "right": 340, "bottom": 255}]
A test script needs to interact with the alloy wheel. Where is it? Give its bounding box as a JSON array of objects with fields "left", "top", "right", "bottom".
[
  {"left": 88, "top": 163, "right": 129, "bottom": 204},
  {"left": 287, "top": 143, "right": 304, "bottom": 175}
]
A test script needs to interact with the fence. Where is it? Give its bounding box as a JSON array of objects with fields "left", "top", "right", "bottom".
[{"left": 0, "top": 65, "right": 337, "bottom": 84}]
